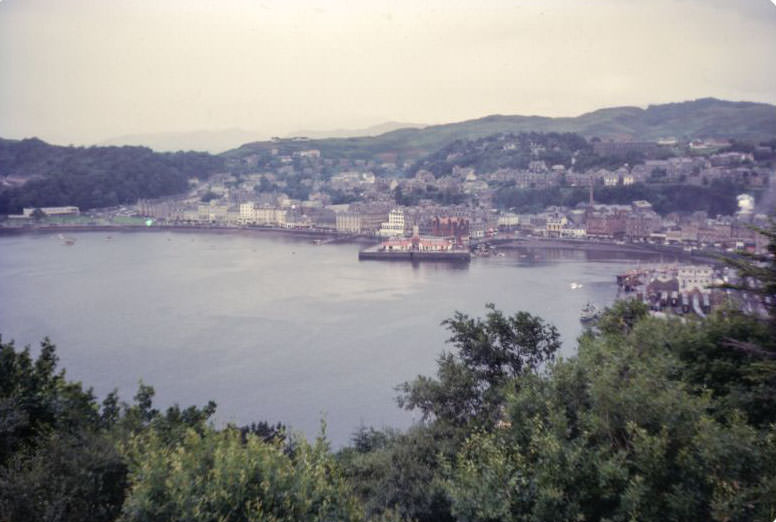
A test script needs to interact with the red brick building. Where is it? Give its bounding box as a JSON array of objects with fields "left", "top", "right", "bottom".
[{"left": 431, "top": 216, "right": 470, "bottom": 238}]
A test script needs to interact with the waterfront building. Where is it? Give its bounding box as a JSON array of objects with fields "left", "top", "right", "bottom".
[
  {"left": 545, "top": 213, "right": 568, "bottom": 237},
  {"left": 678, "top": 265, "right": 713, "bottom": 293},
  {"left": 22, "top": 206, "right": 80, "bottom": 217},
  {"left": 560, "top": 225, "right": 587, "bottom": 239},
  {"left": 239, "top": 203, "right": 287, "bottom": 226},
  {"left": 239, "top": 202, "right": 255, "bottom": 223},
  {"left": 625, "top": 213, "right": 661, "bottom": 242},
  {"left": 698, "top": 221, "right": 733, "bottom": 246},
  {"left": 497, "top": 213, "right": 520, "bottom": 230},
  {"left": 586, "top": 212, "right": 626, "bottom": 239},
  {"left": 378, "top": 208, "right": 406, "bottom": 238},
  {"left": 355, "top": 206, "right": 391, "bottom": 236},
  {"left": 255, "top": 207, "right": 287, "bottom": 226},
  {"left": 378, "top": 227, "right": 459, "bottom": 253},
  {"left": 336, "top": 212, "right": 362, "bottom": 234},
  {"left": 431, "top": 216, "right": 470, "bottom": 238},
  {"left": 197, "top": 204, "right": 230, "bottom": 223},
  {"left": 137, "top": 199, "right": 186, "bottom": 220}
]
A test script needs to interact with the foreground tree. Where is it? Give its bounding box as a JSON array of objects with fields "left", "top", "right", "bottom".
[
  {"left": 340, "top": 305, "right": 561, "bottom": 522},
  {"left": 0, "top": 337, "right": 127, "bottom": 522},
  {"left": 444, "top": 310, "right": 776, "bottom": 522},
  {"left": 397, "top": 304, "right": 561, "bottom": 430},
  {"left": 120, "top": 426, "right": 363, "bottom": 522},
  {"left": 718, "top": 220, "right": 776, "bottom": 332},
  {"left": 0, "top": 337, "right": 217, "bottom": 522}
]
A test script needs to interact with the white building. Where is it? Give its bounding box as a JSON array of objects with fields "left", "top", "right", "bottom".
[
  {"left": 378, "top": 208, "right": 406, "bottom": 238},
  {"left": 239, "top": 203, "right": 286, "bottom": 226},
  {"left": 197, "top": 204, "right": 229, "bottom": 223},
  {"left": 239, "top": 202, "right": 256, "bottom": 223},
  {"left": 22, "top": 206, "right": 80, "bottom": 217},
  {"left": 545, "top": 214, "right": 568, "bottom": 235},
  {"left": 678, "top": 265, "right": 713, "bottom": 293},
  {"left": 560, "top": 226, "right": 587, "bottom": 239},
  {"left": 497, "top": 213, "right": 520, "bottom": 228}
]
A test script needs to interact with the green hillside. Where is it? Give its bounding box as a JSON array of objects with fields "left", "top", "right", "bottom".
[{"left": 223, "top": 98, "right": 776, "bottom": 162}]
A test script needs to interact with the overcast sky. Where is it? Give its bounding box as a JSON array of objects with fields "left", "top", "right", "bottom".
[{"left": 1, "top": 0, "right": 775, "bottom": 146}]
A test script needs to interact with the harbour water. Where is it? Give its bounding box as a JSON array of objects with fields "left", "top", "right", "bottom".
[{"left": 0, "top": 231, "right": 676, "bottom": 445}]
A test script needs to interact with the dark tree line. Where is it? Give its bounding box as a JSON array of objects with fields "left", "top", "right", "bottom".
[{"left": 0, "top": 138, "right": 224, "bottom": 213}]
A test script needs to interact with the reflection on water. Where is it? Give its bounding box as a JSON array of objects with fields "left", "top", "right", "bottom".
[
  {"left": 1, "top": 231, "right": 656, "bottom": 446},
  {"left": 505, "top": 245, "right": 681, "bottom": 265}
]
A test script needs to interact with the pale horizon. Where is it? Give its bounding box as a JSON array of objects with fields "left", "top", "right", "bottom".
[{"left": 2, "top": 0, "right": 775, "bottom": 147}]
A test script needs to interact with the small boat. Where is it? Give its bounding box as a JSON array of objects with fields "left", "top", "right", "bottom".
[
  {"left": 570, "top": 282, "right": 583, "bottom": 290},
  {"left": 58, "top": 234, "right": 76, "bottom": 246},
  {"left": 580, "top": 302, "right": 600, "bottom": 323}
]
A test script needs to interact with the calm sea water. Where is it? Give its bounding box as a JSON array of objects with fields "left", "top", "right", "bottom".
[{"left": 0, "top": 231, "right": 673, "bottom": 445}]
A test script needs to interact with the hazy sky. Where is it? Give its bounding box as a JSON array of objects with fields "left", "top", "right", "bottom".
[{"left": 1, "top": 0, "right": 775, "bottom": 145}]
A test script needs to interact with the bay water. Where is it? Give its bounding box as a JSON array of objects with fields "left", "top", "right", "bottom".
[{"left": 0, "top": 231, "right": 672, "bottom": 445}]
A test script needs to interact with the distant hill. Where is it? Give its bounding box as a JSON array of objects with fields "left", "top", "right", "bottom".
[
  {"left": 410, "top": 132, "right": 625, "bottom": 178},
  {"left": 285, "top": 121, "right": 425, "bottom": 140},
  {"left": 224, "top": 98, "right": 776, "bottom": 162},
  {"left": 100, "top": 129, "right": 270, "bottom": 154},
  {"left": 99, "top": 122, "right": 427, "bottom": 152}
]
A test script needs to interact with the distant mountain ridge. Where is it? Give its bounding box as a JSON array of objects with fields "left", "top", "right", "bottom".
[
  {"left": 100, "top": 129, "right": 270, "bottom": 154},
  {"left": 225, "top": 98, "right": 776, "bottom": 161},
  {"left": 285, "top": 121, "right": 425, "bottom": 140}
]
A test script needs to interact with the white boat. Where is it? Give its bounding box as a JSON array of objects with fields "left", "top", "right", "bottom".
[{"left": 570, "top": 282, "right": 584, "bottom": 290}]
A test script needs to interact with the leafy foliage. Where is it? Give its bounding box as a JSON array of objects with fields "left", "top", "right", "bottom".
[
  {"left": 338, "top": 425, "right": 454, "bottom": 522},
  {"left": 120, "top": 426, "right": 362, "bottom": 522},
  {"left": 397, "top": 304, "right": 560, "bottom": 431},
  {"left": 718, "top": 220, "right": 776, "bottom": 333},
  {"left": 444, "top": 312, "right": 776, "bottom": 521},
  {"left": 0, "top": 337, "right": 127, "bottom": 522},
  {"left": 0, "top": 431, "right": 127, "bottom": 522},
  {"left": 0, "top": 337, "right": 99, "bottom": 464}
]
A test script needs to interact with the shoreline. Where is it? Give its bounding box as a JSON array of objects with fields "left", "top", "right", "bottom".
[
  {"left": 0, "top": 223, "right": 371, "bottom": 243},
  {"left": 0, "top": 223, "right": 721, "bottom": 263},
  {"left": 498, "top": 237, "right": 717, "bottom": 262}
]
